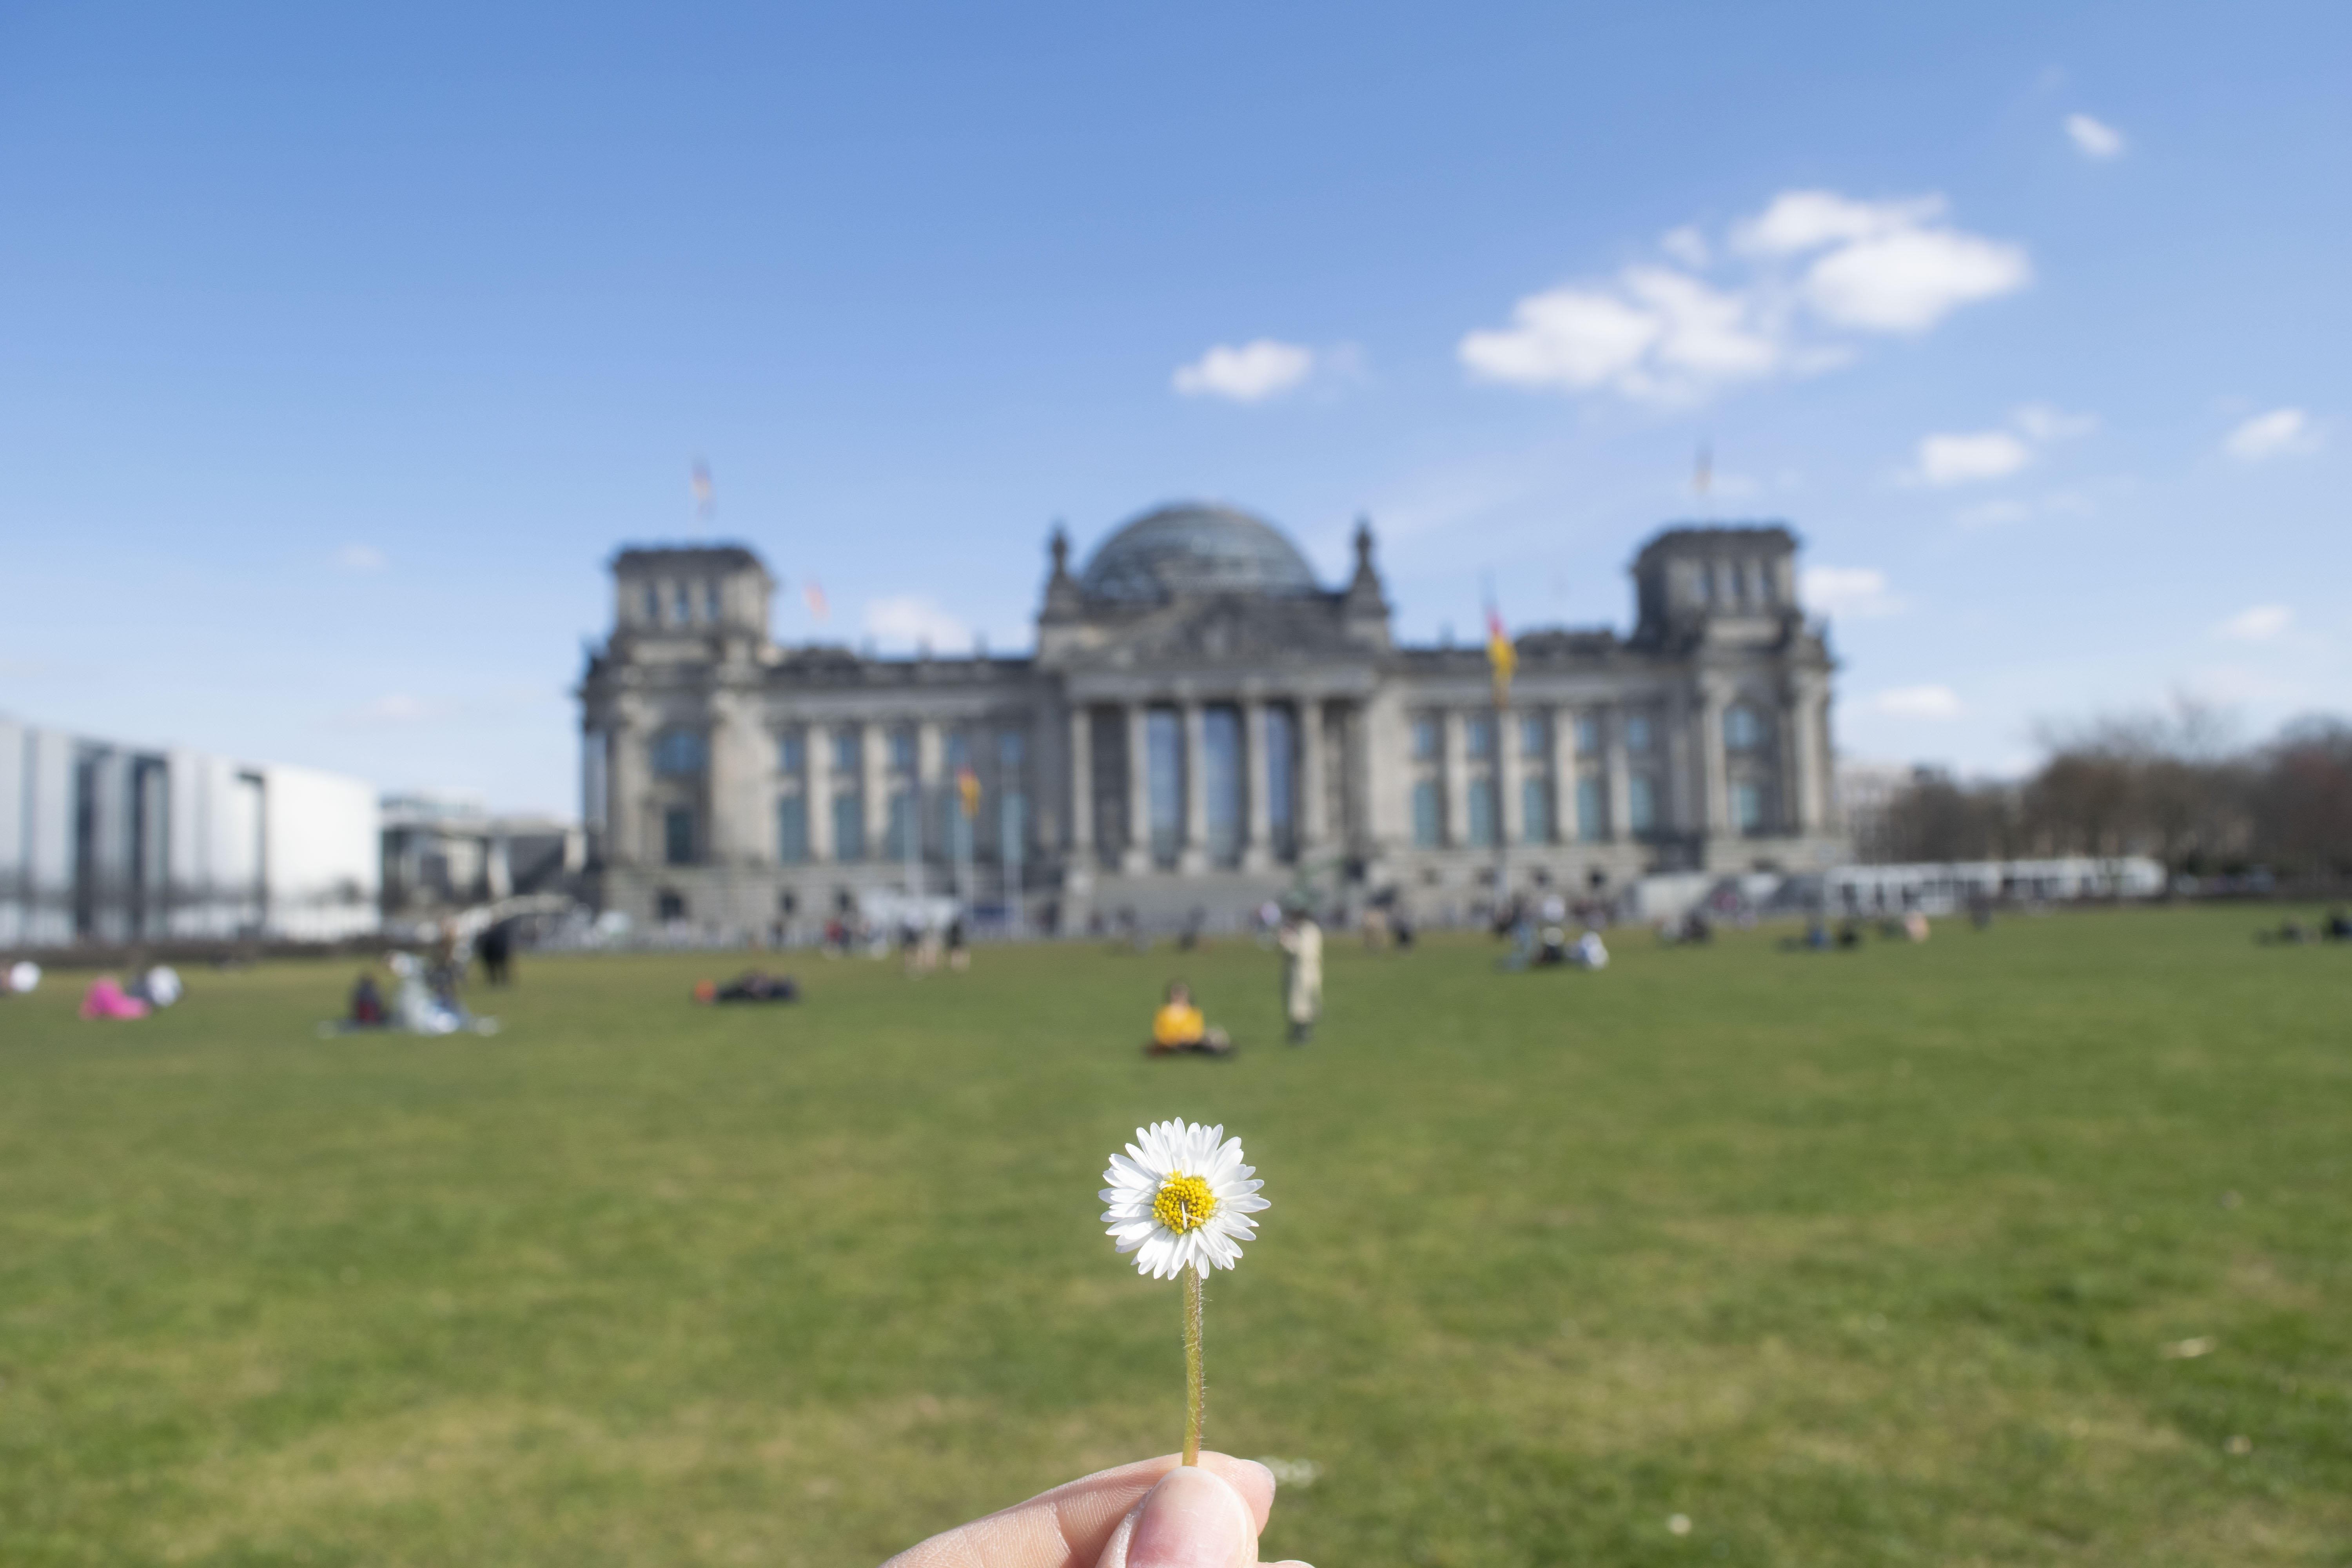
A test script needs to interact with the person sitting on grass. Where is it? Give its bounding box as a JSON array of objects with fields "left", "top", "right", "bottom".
[{"left": 1147, "top": 980, "right": 1232, "bottom": 1057}]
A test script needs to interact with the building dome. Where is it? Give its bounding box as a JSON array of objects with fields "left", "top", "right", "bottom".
[{"left": 1078, "top": 502, "right": 1323, "bottom": 604}]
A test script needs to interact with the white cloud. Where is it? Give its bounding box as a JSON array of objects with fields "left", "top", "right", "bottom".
[
  {"left": 2213, "top": 604, "right": 2293, "bottom": 643},
  {"left": 2223, "top": 407, "right": 2320, "bottom": 463},
  {"left": 1659, "top": 225, "right": 1710, "bottom": 268},
  {"left": 1460, "top": 187, "right": 2028, "bottom": 405},
  {"left": 1875, "top": 685, "right": 1962, "bottom": 719},
  {"left": 1801, "top": 565, "right": 1907, "bottom": 619},
  {"left": 1459, "top": 288, "right": 1662, "bottom": 392},
  {"left": 1912, "top": 430, "right": 2035, "bottom": 486},
  {"left": 863, "top": 593, "right": 970, "bottom": 652},
  {"left": 1732, "top": 191, "right": 1945, "bottom": 256},
  {"left": 1173, "top": 339, "right": 1315, "bottom": 403},
  {"left": 1952, "top": 490, "right": 2077, "bottom": 529},
  {"left": 1908, "top": 404, "right": 2095, "bottom": 487},
  {"left": 1802, "top": 226, "right": 2032, "bottom": 333},
  {"left": 2065, "top": 113, "right": 2126, "bottom": 160},
  {"left": 2013, "top": 403, "right": 2097, "bottom": 442},
  {"left": 337, "top": 543, "right": 387, "bottom": 571},
  {"left": 337, "top": 693, "right": 450, "bottom": 726}
]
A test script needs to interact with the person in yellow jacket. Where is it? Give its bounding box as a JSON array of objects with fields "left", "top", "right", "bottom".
[{"left": 1147, "top": 980, "right": 1232, "bottom": 1056}]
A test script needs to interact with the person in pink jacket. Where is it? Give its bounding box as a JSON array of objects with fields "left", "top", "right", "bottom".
[{"left": 79, "top": 975, "right": 150, "bottom": 1020}]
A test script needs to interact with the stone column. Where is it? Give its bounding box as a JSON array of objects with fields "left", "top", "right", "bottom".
[
  {"left": 806, "top": 722, "right": 835, "bottom": 862},
  {"left": 1442, "top": 708, "right": 1469, "bottom": 847},
  {"left": 1123, "top": 702, "right": 1151, "bottom": 875},
  {"left": 862, "top": 723, "right": 890, "bottom": 860},
  {"left": 1552, "top": 706, "right": 1580, "bottom": 841},
  {"left": 1067, "top": 706, "right": 1094, "bottom": 859},
  {"left": 1605, "top": 708, "right": 1633, "bottom": 844},
  {"left": 1789, "top": 675, "right": 1828, "bottom": 834},
  {"left": 1179, "top": 700, "right": 1209, "bottom": 873},
  {"left": 917, "top": 719, "right": 944, "bottom": 865},
  {"left": 1298, "top": 698, "right": 1328, "bottom": 849},
  {"left": 1242, "top": 697, "right": 1272, "bottom": 871},
  {"left": 708, "top": 686, "right": 766, "bottom": 864},
  {"left": 607, "top": 708, "right": 646, "bottom": 864},
  {"left": 1698, "top": 679, "right": 1730, "bottom": 840},
  {"left": 1496, "top": 704, "right": 1524, "bottom": 846}
]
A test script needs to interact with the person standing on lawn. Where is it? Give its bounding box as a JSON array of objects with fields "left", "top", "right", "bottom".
[{"left": 1276, "top": 903, "right": 1322, "bottom": 1045}]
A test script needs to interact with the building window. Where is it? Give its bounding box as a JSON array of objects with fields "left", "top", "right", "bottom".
[
  {"left": 1628, "top": 775, "right": 1658, "bottom": 836},
  {"left": 641, "top": 584, "right": 659, "bottom": 623},
  {"left": 663, "top": 806, "right": 695, "bottom": 865},
  {"left": 657, "top": 889, "right": 688, "bottom": 922},
  {"left": 1733, "top": 780, "right": 1767, "bottom": 836},
  {"left": 652, "top": 728, "right": 708, "bottom": 777},
  {"left": 888, "top": 727, "right": 917, "bottom": 774},
  {"left": 778, "top": 731, "right": 806, "bottom": 776},
  {"left": 1573, "top": 713, "right": 1601, "bottom": 755},
  {"left": 1519, "top": 713, "right": 1548, "bottom": 758},
  {"left": 998, "top": 728, "right": 1028, "bottom": 866},
  {"left": 672, "top": 583, "right": 691, "bottom": 624},
  {"left": 885, "top": 788, "right": 918, "bottom": 860},
  {"left": 1467, "top": 778, "right": 1497, "bottom": 848},
  {"left": 1724, "top": 703, "right": 1766, "bottom": 752},
  {"left": 1411, "top": 715, "right": 1440, "bottom": 761},
  {"left": 1200, "top": 706, "right": 1243, "bottom": 867},
  {"left": 1625, "top": 713, "right": 1655, "bottom": 753},
  {"left": 832, "top": 793, "right": 866, "bottom": 861},
  {"left": 1147, "top": 708, "right": 1183, "bottom": 867},
  {"left": 1757, "top": 564, "right": 1778, "bottom": 605},
  {"left": 1521, "top": 777, "right": 1551, "bottom": 844},
  {"left": 1465, "top": 714, "right": 1495, "bottom": 761},
  {"left": 1576, "top": 776, "right": 1604, "bottom": 842},
  {"left": 1412, "top": 780, "right": 1442, "bottom": 847},
  {"left": 704, "top": 581, "right": 721, "bottom": 622},
  {"left": 833, "top": 728, "right": 862, "bottom": 777},
  {"left": 1264, "top": 705, "right": 1297, "bottom": 862},
  {"left": 777, "top": 795, "right": 808, "bottom": 863}
]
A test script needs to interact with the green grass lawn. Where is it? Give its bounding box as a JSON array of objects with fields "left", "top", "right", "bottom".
[{"left": 2, "top": 908, "right": 2347, "bottom": 1567}]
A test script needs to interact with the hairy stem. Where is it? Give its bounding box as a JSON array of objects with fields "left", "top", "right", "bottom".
[{"left": 1181, "top": 1267, "right": 1205, "bottom": 1466}]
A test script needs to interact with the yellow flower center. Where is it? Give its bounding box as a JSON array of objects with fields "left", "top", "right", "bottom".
[{"left": 1153, "top": 1173, "right": 1218, "bottom": 1233}]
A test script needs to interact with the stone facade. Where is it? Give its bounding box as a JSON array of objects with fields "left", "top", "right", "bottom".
[{"left": 576, "top": 505, "right": 1843, "bottom": 932}]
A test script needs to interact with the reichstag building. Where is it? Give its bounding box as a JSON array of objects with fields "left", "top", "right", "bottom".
[{"left": 577, "top": 503, "right": 1842, "bottom": 931}]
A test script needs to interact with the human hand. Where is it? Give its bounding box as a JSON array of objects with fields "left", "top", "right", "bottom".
[{"left": 880, "top": 1452, "right": 1311, "bottom": 1568}]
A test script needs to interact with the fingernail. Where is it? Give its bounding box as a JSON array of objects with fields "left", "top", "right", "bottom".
[{"left": 1125, "top": 1465, "right": 1255, "bottom": 1568}]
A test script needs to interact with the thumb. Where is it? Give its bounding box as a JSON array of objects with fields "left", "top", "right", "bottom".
[{"left": 1092, "top": 1464, "right": 1258, "bottom": 1568}]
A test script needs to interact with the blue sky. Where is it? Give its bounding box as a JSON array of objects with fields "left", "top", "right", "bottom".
[{"left": 2, "top": 2, "right": 2344, "bottom": 811}]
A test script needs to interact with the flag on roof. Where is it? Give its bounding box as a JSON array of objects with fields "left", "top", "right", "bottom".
[{"left": 1486, "top": 605, "right": 1515, "bottom": 703}]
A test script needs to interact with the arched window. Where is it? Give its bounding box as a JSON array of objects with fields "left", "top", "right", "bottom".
[
  {"left": 652, "top": 728, "right": 708, "bottom": 777},
  {"left": 1723, "top": 704, "right": 1766, "bottom": 753}
]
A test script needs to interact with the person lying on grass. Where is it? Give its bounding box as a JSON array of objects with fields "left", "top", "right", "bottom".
[
  {"left": 1148, "top": 980, "right": 1233, "bottom": 1057},
  {"left": 883, "top": 1452, "right": 1308, "bottom": 1568}
]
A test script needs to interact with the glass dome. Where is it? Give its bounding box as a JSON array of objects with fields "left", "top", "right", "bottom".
[{"left": 1078, "top": 503, "right": 1322, "bottom": 604}]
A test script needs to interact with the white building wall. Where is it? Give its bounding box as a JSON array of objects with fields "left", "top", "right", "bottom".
[
  {"left": 261, "top": 763, "right": 380, "bottom": 940},
  {"left": 0, "top": 715, "right": 378, "bottom": 947}
]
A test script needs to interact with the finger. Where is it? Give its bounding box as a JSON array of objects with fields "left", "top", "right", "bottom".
[
  {"left": 1092, "top": 1463, "right": 1257, "bottom": 1568},
  {"left": 882, "top": 1454, "right": 1276, "bottom": 1568}
]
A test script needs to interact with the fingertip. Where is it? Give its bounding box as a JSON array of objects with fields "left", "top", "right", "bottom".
[{"left": 1198, "top": 1452, "right": 1276, "bottom": 1532}]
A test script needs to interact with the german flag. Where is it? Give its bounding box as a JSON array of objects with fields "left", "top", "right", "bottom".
[{"left": 1486, "top": 606, "right": 1515, "bottom": 705}]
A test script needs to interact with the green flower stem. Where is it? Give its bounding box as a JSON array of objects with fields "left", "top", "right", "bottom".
[{"left": 1181, "top": 1267, "right": 1205, "bottom": 1466}]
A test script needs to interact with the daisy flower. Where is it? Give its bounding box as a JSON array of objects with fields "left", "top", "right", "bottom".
[{"left": 1100, "top": 1119, "right": 1270, "bottom": 1280}]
